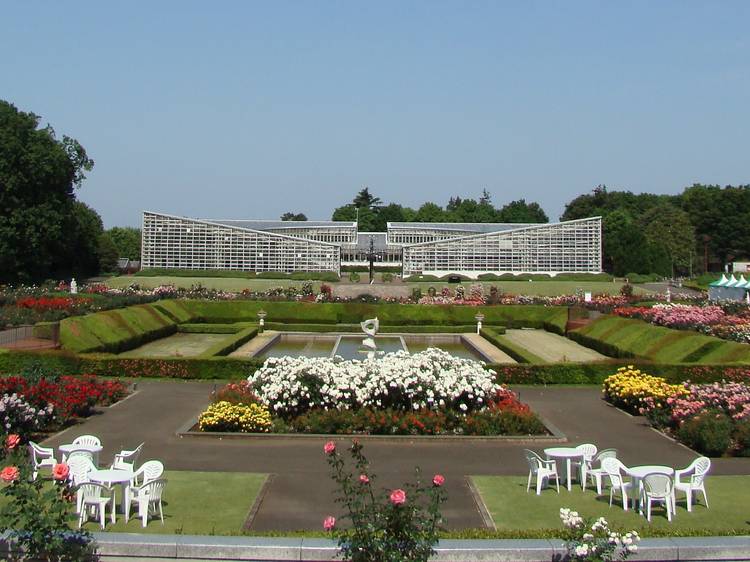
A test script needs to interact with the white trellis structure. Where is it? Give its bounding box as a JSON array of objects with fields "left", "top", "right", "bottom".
[
  {"left": 400, "top": 217, "right": 602, "bottom": 278},
  {"left": 141, "top": 212, "right": 341, "bottom": 273}
]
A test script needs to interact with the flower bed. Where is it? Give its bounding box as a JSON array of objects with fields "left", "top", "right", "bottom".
[
  {"left": 602, "top": 367, "right": 750, "bottom": 457},
  {"left": 196, "top": 349, "right": 547, "bottom": 436}
]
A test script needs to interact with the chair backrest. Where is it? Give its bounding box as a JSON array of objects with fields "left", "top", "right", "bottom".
[
  {"left": 523, "top": 449, "right": 543, "bottom": 471},
  {"left": 113, "top": 442, "right": 144, "bottom": 469},
  {"left": 67, "top": 456, "right": 96, "bottom": 485},
  {"left": 141, "top": 478, "right": 167, "bottom": 502},
  {"left": 28, "top": 441, "right": 51, "bottom": 465},
  {"left": 594, "top": 448, "right": 618, "bottom": 465},
  {"left": 67, "top": 449, "right": 95, "bottom": 463},
  {"left": 691, "top": 457, "right": 711, "bottom": 486},
  {"left": 601, "top": 457, "right": 624, "bottom": 485},
  {"left": 79, "top": 482, "right": 109, "bottom": 500},
  {"left": 576, "top": 443, "right": 598, "bottom": 460},
  {"left": 644, "top": 473, "right": 673, "bottom": 498},
  {"left": 73, "top": 435, "right": 101, "bottom": 448},
  {"left": 138, "top": 460, "right": 164, "bottom": 485}
]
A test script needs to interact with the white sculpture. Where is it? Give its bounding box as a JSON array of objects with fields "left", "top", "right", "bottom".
[
  {"left": 360, "top": 317, "right": 379, "bottom": 358},
  {"left": 70, "top": 278, "right": 78, "bottom": 294}
]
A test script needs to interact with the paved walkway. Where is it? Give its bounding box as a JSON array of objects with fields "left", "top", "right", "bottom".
[{"left": 43, "top": 382, "right": 750, "bottom": 531}]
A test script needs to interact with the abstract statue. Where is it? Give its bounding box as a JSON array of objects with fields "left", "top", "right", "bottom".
[{"left": 360, "top": 317, "right": 379, "bottom": 358}]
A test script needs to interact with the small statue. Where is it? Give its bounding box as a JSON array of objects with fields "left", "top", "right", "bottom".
[
  {"left": 360, "top": 317, "right": 379, "bottom": 358},
  {"left": 70, "top": 278, "right": 78, "bottom": 294}
]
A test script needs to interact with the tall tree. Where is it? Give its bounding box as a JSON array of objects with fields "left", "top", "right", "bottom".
[
  {"left": 107, "top": 226, "right": 142, "bottom": 260},
  {"left": 0, "top": 100, "right": 94, "bottom": 282},
  {"left": 280, "top": 212, "right": 308, "bottom": 221},
  {"left": 641, "top": 203, "right": 696, "bottom": 277},
  {"left": 496, "top": 199, "right": 549, "bottom": 223},
  {"left": 352, "top": 187, "right": 382, "bottom": 209}
]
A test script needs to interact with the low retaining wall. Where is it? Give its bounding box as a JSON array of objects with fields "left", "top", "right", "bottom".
[{"left": 92, "top": 534, "right": 750, "bottom": 561}]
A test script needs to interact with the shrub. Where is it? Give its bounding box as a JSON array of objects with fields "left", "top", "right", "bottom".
[
  {"left": 382, "top": 272, "right": 394, "bottom": 283},
  {"left": 214, "top": 380, "right": 261, "bottom": 405},
  {"left": 620, "top": 283, "right": 634, "bottom": 297},
  {"left": 602, "top": 366, "right": 686, "bottom": 414},
  {"left": 677, "top": 410, "right": 733, "bottom": 456},
  {"left": 349, "top": 271, "right": 361, "bottom": 283},
  {"left": 733, "top": 419, "right": 750, "bottom": 457},
  {"left": 198, "top": 401, "right": 272, "bottom": 432},
  {"left": 0, "top": 394, "right": 54, "bottom": 435}
]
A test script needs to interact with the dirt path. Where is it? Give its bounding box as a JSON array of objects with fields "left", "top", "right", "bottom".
[{"left": 501, "top": 329, "right": 607, "bottom": 362}]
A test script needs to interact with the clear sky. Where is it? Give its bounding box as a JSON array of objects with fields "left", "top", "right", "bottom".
[{"left": 2, "top": 1, "right": 748, "bottom": 227}]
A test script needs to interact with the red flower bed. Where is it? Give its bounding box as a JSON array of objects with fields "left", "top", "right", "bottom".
[
  {"left": 15, "top": 296, "right": 92, "bottom": 311},
  {"left": 0, "top": 375, "right": 127, "bottom": 423}
]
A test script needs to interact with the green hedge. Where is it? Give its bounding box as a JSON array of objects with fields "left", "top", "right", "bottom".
[
  {"left": 178, "top": 323, "right": 253, "bottom": 334},
  {"left": 264, "top": 323, "right": 503, "bottom": 334},
  {"left": 60, "top": 304, "right": 178, "bottom": 354},
  {"left": 1, "top": 349, "right": 747, "bottom": 385},
  {"left": 199, "top": 326, "right": 259, "bottom": 358},
  {"left": 480, "top": 328, "right": 545, "bottom": 364},
  {"left": 153, "top": 300, "right": 198, "bottom": 323},
  {"left": 570, "top": 315, "right": 750, "bottom": 363},
  {"left": 476, "top": 273, "right": 614, "bottom": 282},
  {"left": 32, "top": 321, "right": 58, "bottom": 340}
]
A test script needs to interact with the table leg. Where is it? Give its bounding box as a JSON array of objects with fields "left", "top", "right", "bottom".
[
  {"left": 124, "top": 483, "right": 131, "bottom": 522},
  {"left": 566, "top": 459, "right": 572, "bottom": 491}
]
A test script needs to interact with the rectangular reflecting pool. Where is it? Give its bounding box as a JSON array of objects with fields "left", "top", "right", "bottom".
[{"left": 255, "top": 333, "right": 486, "bottom": 361}]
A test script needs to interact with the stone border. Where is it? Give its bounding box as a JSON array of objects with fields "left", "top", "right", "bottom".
[
  {"left": 175, "top": 413, "right": 566, "bottom": 443},
  {"left": 89, "top": 534, "right": 750, "bottom": 561}
]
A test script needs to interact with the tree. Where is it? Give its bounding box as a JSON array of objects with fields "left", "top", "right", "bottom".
[
  {"left": 107, "top": 226, "right": 142, "bottom": 260},
  {"left": 414, "top": 202, "right": 446, "bottom": 223},
  {"left": 641, "top": 203, "right": 696, "bottom": 277},
  {"left": 98, "top": 232, "right": 120, "bottom": 272},
  {"left": 352, "top": 187, "right": 381, "bottom": 209},
  {"left": 496, "top": 199, "right": 549, "bottom": 223},
  {"left": 479, "top": 188, "right": 492, "bottom": 205},
  {"left": 280, "top": 212, "right": 308, "bottom": 221},
  {"left": 0, "top": 100, "right": 94, "bottom": 282},
  {"left": 65, "top": 201, "right": 106, "bottom": 278}
]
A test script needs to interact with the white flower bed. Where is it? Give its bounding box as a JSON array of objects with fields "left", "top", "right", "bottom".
[{"left": 248, "top": 348, "right": 501, "bottom": 417}]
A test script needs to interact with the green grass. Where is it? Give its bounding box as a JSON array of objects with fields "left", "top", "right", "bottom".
[
  {"left": 117, "top": 333, "right": 232, "bottom": 358},
  {"left": 408, "top": 281, "right": 651, "bottom": 297},
  {"left": 106, "top": 276, "right": 323, "bottom": 292},
  {"left": 472, "top": 475, "right": 750, "bottom": 536},
  {"left": 95, "top": 470, "right": 267, "bottom": 534}
]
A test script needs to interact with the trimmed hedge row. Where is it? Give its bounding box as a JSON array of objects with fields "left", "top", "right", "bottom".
[
  {"left": 570, "top": 315, "right": 750, "bottom": 363},
  {"left": 264, "top": 323, "right": 504, "bottom": 334},
  {"left": 1, "top": 350, "right": 746, "bottom": 385},
  {"left": 480, "top": 328, "right": 545, "bottom": 364},
  {"left": 198, "top": 326, "right": 259, "bottom": 358},
  {"left": 178, "top": 323, "right": 253, "bottom": 334}
]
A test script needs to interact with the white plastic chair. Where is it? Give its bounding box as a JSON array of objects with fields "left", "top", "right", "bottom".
[
  {"left": 572, "top": 443, "right": 597, "bottom": 490},
  {"left": 112, "top": 442, "right": 144, "bottom": 471},
  {"left": 128, "top": 478, "right": 167, "bottom": 527},
  {"left": 28, "top": 441, "right": 57, "bottom": 480},
  {"left": 524, "top": 450, "right": 560, "bottom": 495},
  {"left": 72, "top": 435, "right": 102, "bottom": 465},
  {"left": 67, "top": 449, "right": 95, "bottom": 465},
  {"left": 674, "top": 457, "right": 710, "bottom": 512},
  {"left": 643, "top": 473, "right": 674, "bottom": 522},
  {"left": 67, "top": 456, "right": 97, "bottom": 513},
  {"left": 132, "top": 460, "right": 164, "bottom": 487},
  {"left": 587, "top": 449, "right": 618, "bottom": 495},
  {"left": 602, "top": 457, "right": 634, "bottom": 511},
  {"left": 77, "top": 482, "right": 114, "bottom": 529}
]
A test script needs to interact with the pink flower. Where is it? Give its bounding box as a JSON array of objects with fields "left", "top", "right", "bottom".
[
  {"left": 1, "top": 466, "right": 19, "bottom": 483},
  {"left": 433, "top": 474, "right": 445, "bottom": 487},
  {"left": 5, "top": 435, "right": 20, "bottom": 450},
  {"left": 52, "top": 463, "right": 69, "bottom": 481},
  {"left": 359, "top": 474, "right": 370, "bottom": 484},
  {"left": 323, "top": 441, "right": 336, "bottom": 455},
  {"left": 323, "top": 516, "right": 336, "bottom": 531},
  {"left": 389, "top": 489, "right": 406, "bottom": 505}
]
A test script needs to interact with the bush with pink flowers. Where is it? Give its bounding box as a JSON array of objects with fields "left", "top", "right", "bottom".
[{"left": 324, "top": 440, "right": 446, "bottom": 562}]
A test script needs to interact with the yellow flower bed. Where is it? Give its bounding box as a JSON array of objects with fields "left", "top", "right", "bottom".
[
  {"left": 198, "top": 401, "right": 272, "bottom": 432},
  {"left": 602, "top": 366, "right": 686, "bottom": 413}
]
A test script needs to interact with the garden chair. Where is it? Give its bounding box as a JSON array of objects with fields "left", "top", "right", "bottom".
[
  {"left": 674, "top": 456, "right": 710, "bottom": 512},
  {"left": 524, "top": 449, "right": 560, "bottom": 495},
  {"left": 601, "top": 457, "right": 633, "bottom": 511},
  {"left": 586, "top": 448, "right": 618, "bottom": 495},
  {"left": 28, "top": 441, "right": 57, "bottom": 480},
  {"left": 131, "top": 460, "right": 164, "bottom": 487},
  {"left": 643, "top": 473, "right": 674, "bottom": 522},
  {"left": 128, "top": 478, "right": 167, "bottom": 527},
  {"left": 67, "top": 456, "right": 97, "bottom": 513},
  {"left": 571, "top": 443, "right": 597, "bottom": 489},
  {"left": 77, "top": 482, "right": 114, "bottom": 529},
  {"left": 72, "top": 434, "right": 102, "bottom": 465},
  {"left": 111, "top": 442, "right": 144, "bottom": 471},
  {"left": 67, "top": 449, "right": 96, "bottom": 465}
]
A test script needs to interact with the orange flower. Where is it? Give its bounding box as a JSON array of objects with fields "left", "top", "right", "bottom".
[
  {"left": 5, "top": 435, "right": 20, "bottom": 450},
  {"left": 1, "top": 466, "right": 20, "bottom": 483},
  {"left": 52, "top": 463, "right": 70, "bottom": 481}
]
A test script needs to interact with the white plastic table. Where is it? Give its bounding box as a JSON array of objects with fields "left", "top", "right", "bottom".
[
  {"left": 59, "top": 443, "right": 103, "bottom": 464},
  {"left": 544, "top": 447, "right": 586, "bottom": 491},
  {"left": 89, "top": 468, "right": 135, "bottom": 521},
  {"left": 625, "top": 465, "right": 675, "bottom": 512}
]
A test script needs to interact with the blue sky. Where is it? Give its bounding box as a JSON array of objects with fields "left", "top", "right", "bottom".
[{"left": 2, "top": 1, "right": 748, "bottom": 227}]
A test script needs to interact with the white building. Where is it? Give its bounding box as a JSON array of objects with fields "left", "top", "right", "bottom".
[{"left": 141, "top": 211, "right": 602, "bottom": 277}]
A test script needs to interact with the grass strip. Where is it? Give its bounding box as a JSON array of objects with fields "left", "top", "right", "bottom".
[{"left": 481, "top": 328, "right": 545, "bottom": 364}]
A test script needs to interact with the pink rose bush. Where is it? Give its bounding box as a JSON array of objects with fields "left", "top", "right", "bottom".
[{"left": 324, "top": 440, "right": 446, "bottom": 561}]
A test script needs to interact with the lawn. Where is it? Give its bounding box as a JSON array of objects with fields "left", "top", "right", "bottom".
[
  {"left": 407, "top": 281, "right": 652, "bottom": 297},
  {"left": 89, "top": 470, "right": 267, "bottom": 534},
  {"left": 117, "top": 333, "right": 230, "bottom": 358},
  {"left": 106, "top": 275, "right": 321, "bottom": 292},
  {"left": 472, "top": 475, "right": 750, "bottom": 536}
]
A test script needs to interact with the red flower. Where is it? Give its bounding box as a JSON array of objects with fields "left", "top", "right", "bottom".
[
  {"left": 359, "top": 474, "right": 370, "bottom": 484},
  {"left": 389, "top": 489, "right": 406, "bottom": 505},
  {"left": 432, "top": 474, "right": 445, "bottom": 487},
  {"left": 323, "top": 515, "right": 336, "bottom": 531},
  {"left": 1, "top": 466, "right": 19, "bottom": 483},
  {"left": 52, "top": 463, "right": 70, "bottom": 481},
  {"left": 5, "top": 434, "right": 20, "bottom": 450},
  {"left": 323, "top": 441, "right": 336, "bottom": 455}
]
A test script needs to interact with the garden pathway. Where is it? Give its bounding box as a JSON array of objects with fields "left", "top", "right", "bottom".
[{"left": 42, "top": 381, "right": 750, "bottom": 531}]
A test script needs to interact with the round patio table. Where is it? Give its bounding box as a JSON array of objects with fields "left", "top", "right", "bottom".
[
  {"left": 59, "top": 443, "right": 103, "bottom": 465},
  {"left": 625, "top": 465, "right": 675, "bottom": 512},
  {"left": 89, "top": 468, "right": 135, "bottom": 522},
  {"left": 544, "top": 447, "right": 586, "bottom": 491}
]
